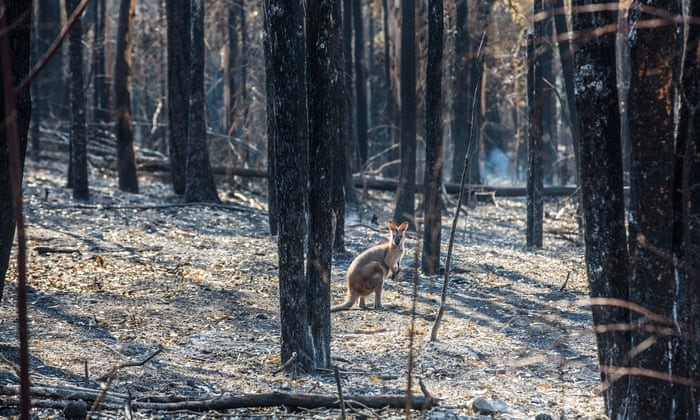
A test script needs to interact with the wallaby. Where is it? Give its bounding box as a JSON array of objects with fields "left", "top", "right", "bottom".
[{"left": 331, "top": 221, "right": 409, "bottom": 312}]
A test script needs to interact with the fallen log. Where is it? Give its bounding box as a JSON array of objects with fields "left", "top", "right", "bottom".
[
  {"left": 0, "top": 384, "right": 437, "bottom": 412},
  {"left": 352, "top": 176, "right": 578, "bottom": 197},
  {"left": 137, "top": 162, "right": 579, "bottom": 198}
]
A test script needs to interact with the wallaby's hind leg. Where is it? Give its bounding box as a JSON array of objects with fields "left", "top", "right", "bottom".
[
  {"left": 374, "top": 282, "right": 383, "bottom": 309},
  {"left": 331, "top": 294, "right": 358, "bottom": 312},
  {"left": 359, "top": 296, "right": 366, "bottom": 308}
]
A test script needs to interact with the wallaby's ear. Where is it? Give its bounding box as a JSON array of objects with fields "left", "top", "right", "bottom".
[
  {"left": 388, "top": 220, "right": 397, "bottom": 230},
  {"left": 398, "top": 222, "right": 409, "bottom": 232}
]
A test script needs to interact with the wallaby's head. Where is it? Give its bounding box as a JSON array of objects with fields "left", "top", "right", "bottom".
[{"left": 388, "top": 221, "right": 409, "bottom": 248}]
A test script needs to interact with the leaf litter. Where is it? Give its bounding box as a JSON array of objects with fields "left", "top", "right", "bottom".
[{"left": 0, "top": 159, "right": 606, "bottom": 419}]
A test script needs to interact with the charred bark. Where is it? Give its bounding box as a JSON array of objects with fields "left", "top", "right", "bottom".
[
  {"left": 393, "top": 0, "right": 417, "bottom": 228},
  {"left": 422, "top": 0, "right": 443, "bottom": 275},
  {"left": 306, "top": 0, "right": 345, "bottom": 370},
  {"left": 114, "top": 0, "right": 139, "bottom": 193},
  {"left": 66, "top": 0, "right": 88, "bottom": 200},
  {"left": 573, "top": 0, "right": 631, "bottom": 416},
  {"left": 626, "top": 0, "right": 683, "bottom": 416},
  {"left": 166, "top": 0, "right": 190, "bottom": 195},
  {"left": 264, "top": 0, "right": 314, "bottom": 372},
  {"left": 353, "top": 0, "right": 368, "bottom": 165},
  {"left": 185, "top": 0, "right": 220, "bottom": 203},
  {"left": 0, "top": 0, "right": 32, "bottom": 301}
]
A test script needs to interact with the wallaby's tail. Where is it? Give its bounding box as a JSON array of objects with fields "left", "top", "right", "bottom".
[{"left": 331, "top": 295, "right": 357, "bottom": 312}]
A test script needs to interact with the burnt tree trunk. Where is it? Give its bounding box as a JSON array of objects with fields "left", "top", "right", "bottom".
[
  {"left": 626, "top": 0, "right": 683, "bottom": 416},
  {"left": 166, "top": 0, "right": 190, "bottom": 195},
  {"left": 572, "top": 0, "right": 631, "bottom": 416},
  {"left": 0, "top": 0, "right": 32, "bottom": 300},
  {"left": 353, "top": 0, "right": 368, "bottom": 165},
  {"left": 185, "top": 0, "right": 220, "bottom": 203},
  {"left": 114, "top": 0, "right": 139, "bottom": 193},
  {"left": 264, "top": 0, "right": 314, "bottom": 372},
  {"left": 306, "top": 0, "right": 345, "bottom": 370},
  {"left": 552, "top": 0, "right": 580, "bottom": 186},
  {"left": 393, "top": 0, "right": 417, "bottom": 228},
  {"left": 224, "top": 0, "right": 239, "bottom": 134},
  {"left": 93, "top": 0, "right": 110, "bottom": 129},
  {"left": 677, "top": 2, "right": 700, "bottom": 410},
  {"left": 422, "top": 0, "right": 443, "bottom": 275},
  {"left": 525, "top": 31, "right": 543, "bottom": 248},
  {"left": 66, "top": 0, "right": 88, "bottom": 200}
]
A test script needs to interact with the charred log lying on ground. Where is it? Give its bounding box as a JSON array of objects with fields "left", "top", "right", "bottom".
[{"left": 0, "top": 383, "right": 436, "bottom": 414}]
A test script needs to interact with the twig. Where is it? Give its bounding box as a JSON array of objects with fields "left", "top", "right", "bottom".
[
  {"left": 559, "top": 271, "right": 571, "bottom": 291},
  {"left": 418, "top": 377, "right": 436, "bottom": 409},
  {"left": 405, "top": 243, "right": 420, "bottom": 417},
  {"left": 272, "top": 351, "right": 297, "bottom": 374},
  {"left": 96, "top": 346, "right": 163, "bottom": 382},
  {"left": 430, "top": 24, "right": 489, "bottom": 342},
  {"left": 333, "top": 365, "right": 346, "bottom": 420}
]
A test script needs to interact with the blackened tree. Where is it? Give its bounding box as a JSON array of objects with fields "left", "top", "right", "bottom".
[
  {"left": 526, "top": 13, "right": 544, "bottom": 248},
  {"left": 626, "top": 0, "right": 684, "bottom": 416},
  {"left": 306, "top": 0, "right": 345, "bottom": 370},
  {"left": 676, "top": 1, "right": 700, "bottom": 407},
  {"left": 114, "top": 0, "right": 139, "bottom": 193},
  {"left": 66, "top": 0, "right": 88, "bottom": 200},
  {"left": 422, "top": 0, "right": 443, "bottom": 275},
  {"left": 35, "top": 0, "right": 67, "bottom": 128},
  {"left": 166, "top": 0, "right": 190, "bottom": 195},
  {"left": 393, "top": 0, "right": 417, "bottom": 228},
  {"left": 353, "top": 0, "right": 368, "bottom": 165},
  {"left": 92, "top": 0, "right": 110, "bottom": 129},
  {"left": 572, "top": 0, "right": 631, "bottom": 416},
  {"left": 185, "top": 0, "right": 220, "bottom": 203},
  {"left": 264, "top": 0, "right": 314, "bottom": 371},
  {"left": 452, "top": 0, "right": 483, "bottom": 185},
  {"left": 0, "top": 0, "right": 32, "bottom": 299}
]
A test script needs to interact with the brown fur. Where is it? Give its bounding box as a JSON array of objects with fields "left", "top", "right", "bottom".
[{"left": 332, "top": 221, "right": 408, "bottom": 312}]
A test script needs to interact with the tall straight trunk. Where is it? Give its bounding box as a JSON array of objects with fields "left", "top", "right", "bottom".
[
  {"left": 114, "top": 0, "right": 139, "bottom": 193},
  {"left": 93, "top": 0, "right": 110, "bottom": 128},
  {"left": 422, "top": 0, "right": 443, "bottom": 275},
  {"left": 626, "top": 0, "right": 683, "bottom": 416},
  {"left": 342, "top": 0, "right": 355, "bottom": 167},
  {"left": 539, "top": 3, "right": 557, "bottom": 184},
  {"left": 382, "top": 0, "right": 393, "bottom": 153},
  {"left": 526, "top": 31, "right": 543, "bottom": 248},
  {"left": 225, "top": 1, "right": 238, "bottom": 134},
  {"left": 166, "top": 0, "right": 190, "bottom": 195},
  {"left": 340, "top": 0, "right": 359, "bottom": 205},
  {"left": 353, "top": 0, "right": 368, "bottom": 165},
  {"left": 186, "top": 0, "right": 220, "bottom": 203},
  {"left": 263, "top": 11, "right": 278, "bottom": 236},
  {"left": 264, "top": 0, "right": 313, "bottom": 372},
  {"left": 451, "top": 0, "right": 471, "bottom": 183},
  {"left": 572, "top": 0, "right": 631, "bottom": 416},
  {"left": 677, "top": 3, "right": 700, "bottom": 410},
  {"left": 67, "top": 0, "right": 88, "bottom": 200},
  {"left": 551, "top": 0, "right": 580, "bottom": 186},
  {"left": 306, "top": 0, "right": 345, "bottom": 370},
  {"left": 37, "top": 0, "right": 67, "bottom": 121},
  {"left": 393, "top": 0, "right": 417, "bottom": 228},
  {"left": 0, "top": 0, "right": 32, "bottom": 301}
]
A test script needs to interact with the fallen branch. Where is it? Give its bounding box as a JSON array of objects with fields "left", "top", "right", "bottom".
[{"left": 0, "top": 384, "right": 437, "bottom": 412}]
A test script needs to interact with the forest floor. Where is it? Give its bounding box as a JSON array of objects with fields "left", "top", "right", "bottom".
[{"left": 0, "top": 157, "right": 607, "bottom": 419}]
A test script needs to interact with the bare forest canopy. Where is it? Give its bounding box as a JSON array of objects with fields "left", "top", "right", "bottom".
[{"left": 28, "top": 0, "right": 576, "bottom": 188}]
